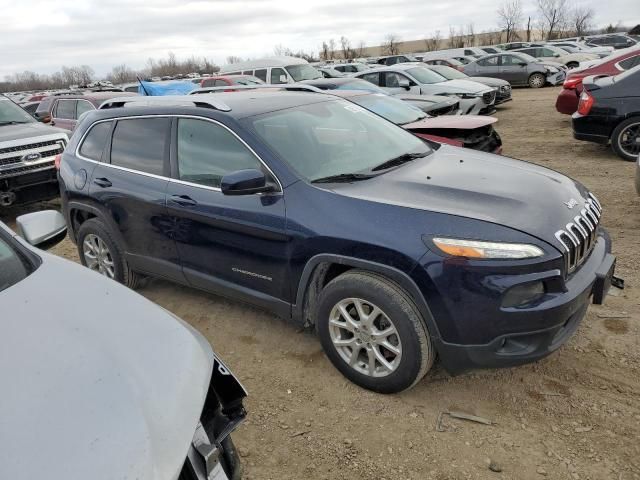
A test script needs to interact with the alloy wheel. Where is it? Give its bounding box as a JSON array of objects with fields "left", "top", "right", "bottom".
[
  {"left": 618, "top": 123, "right": 640, "bottom": 158},
  {"left": 328, "top": 298, "right": 402, "bottom": 377},
  {"left": 83, "top": 233, "right": 115, "bottom": 279}
]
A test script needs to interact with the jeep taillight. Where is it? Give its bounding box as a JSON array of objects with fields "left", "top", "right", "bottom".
[
  {"left": 54, "top": 154, "right": 62, "bottom": 170},
  {"left": 563, "top": 77, "right": 582, "bottom": 89},
  {"left": 577, "top": 91, "right": 594, "bottom": 116}
]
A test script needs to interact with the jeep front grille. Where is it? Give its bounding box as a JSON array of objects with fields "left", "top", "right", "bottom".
[{"left": 554, "top": 193, "right": 602, "bottom": 274}]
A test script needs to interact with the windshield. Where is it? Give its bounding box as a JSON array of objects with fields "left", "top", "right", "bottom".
[
  {"left": 335, "top": 80, "right": 388, "bottom": 94},
  {"left": 286, "top": 64, "right": 323, "bottom": 81},
  {"left": 246, "top": 99, "right": 431, "bottom": 182},
  {"left": 0, "top": 98, "right": 36, "bottom": 125},
  {"left": 406, "top": 67, "right": 447, "bottom": 84},
  {"left": 0, "top": 234, "right": 32, "bottom": 293},
  {"left": 350, "top": 94, "right": 426, "bottom": 125},
  {"left": 429, "top": 66, "right": 467, "bottom": 80}
]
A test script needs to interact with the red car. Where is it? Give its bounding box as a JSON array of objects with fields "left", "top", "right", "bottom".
[
  {"left": 200, "top": 74, "right": 264, "bottom": 90},
  {"left": 556, "top": 47, "right": 640, "bottom": 114}
]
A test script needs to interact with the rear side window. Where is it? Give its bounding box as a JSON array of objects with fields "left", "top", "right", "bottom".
[
  {"left": 201, "top": 78, "right": 216, "bottom": 88},
  {"left": 254, "top": 69, "right": 267, "bottom": 82},
  {"left": 360, "top": 72, "right": 381, "bottom": 85},
  {"left": 478, "top": 56, "right": 499, "bottom": 66},
  {"left": 176, "top": 118, "right": 263, "bottom": 188},
  {"left": 76, "top": 100, "right": 94, "bottom": 118},
  {"left": 79, "top": 121, "right": 112, "bottom": 161},
  {"left": 271, "top": 67, "right": 287, "bottom": 84},
  {"left": 110, "top": 118, "right": 169, "bottom": 176},
  {"left": 619, "top": 55, "right": 640, "bottom": 70},
  {"left": 55, "top": 100, "right": 76, "bottom": 119},
  {"left": 214, "top": 79, "right": 228, "bottom": 87}
]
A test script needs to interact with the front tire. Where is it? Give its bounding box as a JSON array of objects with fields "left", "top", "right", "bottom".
[
  {"left": 76, "top": 218, "right": 145, "bottom": 288},
  {"left": 528, "top": 73, "right": 546, "bottom": 88},
  {"left": 316, "top": 270, "right": 434, "bottom": 393},
  {"left": 611, "top": 118, "right": 640, "bottom": 161}
]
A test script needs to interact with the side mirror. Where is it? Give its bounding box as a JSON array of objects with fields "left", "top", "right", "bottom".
[
  {"left": 554, "top": 53, "right": 561, "bottom": 57},
  {"left": 279, "top": 74, "right": 288, "bottom": 83},
  {"left": 221, "top": 169, "right": 274, "bottom": 196},
  {"left": 16, "top": 210, "right": 67, "bottom": 249},
  {"left": 35, "top": 112, "right": 51, "bottom": 123},
  {"left": 398, "top": 78, "right": 411, "bottom": 90}
]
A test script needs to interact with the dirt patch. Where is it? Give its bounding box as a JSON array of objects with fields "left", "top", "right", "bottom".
[{"left": 2, "top": 87, "right": 640, "bottom": 479}]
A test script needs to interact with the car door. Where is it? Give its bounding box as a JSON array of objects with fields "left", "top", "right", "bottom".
[
  {"left": 381, "top": 72, "right": 421, "bottom": 95},
  {"left": 499, "top": 54, "right": 527, "bottom": 84},
  {"left": 87, "top": 116, "right": 185, "bottom": 282},
  {"left": 165, "top": 116, "right": 289, "bottom": 307},
  {"left": 51, "top": 99, "right": 77, "bottom": 131},
  {"left": 473, "top": 55, "right": 501, "bottom": 78}
]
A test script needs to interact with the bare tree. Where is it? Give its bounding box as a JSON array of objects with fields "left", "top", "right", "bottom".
[
  {"left": 108, "top": 64, "right": 136, "bottom": 84},
  {"left": 571, "top": 6, "right": 594, "bottom": 36},
  {"left": 226, "top": 56, "right": 243, "bottom": 64},
  {"left": 355, "top": 40, "right": 367, "bottom": 58},
  {"left": 424, "top": 30, "right": 441, "bottom": 51},
  {"left": 320, "top": 42, "right": 330, "bottom": 61},
  {"left": 466, "top": 23, "right": 476, "bottom": 46},
  {"left": 537, "top": 0, "right": 569, "bottom": 40},
  {"left": 497, "top": 0, "right": 523, "bottom": 43},
  {"left": 328, "top": 38, "right": 337, "bottom": 59},
  {"left": 382, "top": 34, "right": 400, "bottom": 55},
  {"left": 526, "top": 16, "right": 532, "bottom": 41},
  {"left": 340, "top": 36, "right": 351, "bottom": 59}
]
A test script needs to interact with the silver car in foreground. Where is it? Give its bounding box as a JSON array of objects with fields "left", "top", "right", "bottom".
[{"left": 0, "top": 211, "right": 246, "bottom": 480}]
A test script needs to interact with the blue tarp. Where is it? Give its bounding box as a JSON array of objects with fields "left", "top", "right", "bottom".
[{"left": 138, "top": 80, "right": 196, "bottom": 96}]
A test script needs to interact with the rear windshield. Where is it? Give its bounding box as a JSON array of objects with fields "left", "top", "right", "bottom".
[
  {"left": 0, "top": 99, "right": 36, "bottom": 125},
  {"left": 406, "top": 67, "right": 447, "bottom": 84},
  {"left": 0, "top": 234, "right": 32, "bottom": 293},
  {"left": 286, "top": 64, "right": 323, "bottom": 81}
]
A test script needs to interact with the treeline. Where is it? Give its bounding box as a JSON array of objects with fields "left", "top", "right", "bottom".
[{"left": 1, "top": 53, "right": 219, "bottom": 93}]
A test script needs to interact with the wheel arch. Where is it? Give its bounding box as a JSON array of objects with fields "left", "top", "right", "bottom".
[
  {"left": 293, "top": 254, "right": 441, "bottom": 341},
  {"left": 66, "top": 200, "right": 125, "bottom": 247}
]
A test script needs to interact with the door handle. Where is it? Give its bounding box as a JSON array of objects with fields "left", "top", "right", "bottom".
[
  {"left": 169, "top": 194, "right": 198, "bottom": 207},
  {"left": 93, "top": 177, "right": 112, "bottom": 188}
]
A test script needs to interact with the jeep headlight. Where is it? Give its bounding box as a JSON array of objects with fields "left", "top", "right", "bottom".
[{"left": 432, "top": 238, "right": 544, "bottom": 259}]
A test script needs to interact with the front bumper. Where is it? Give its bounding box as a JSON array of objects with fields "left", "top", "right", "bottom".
[
  {"left": 426, "top": 232, "right": 614, "bottom": 375},
  {"left": 546, "top": 71, "right": 566, "bottom": 85}
]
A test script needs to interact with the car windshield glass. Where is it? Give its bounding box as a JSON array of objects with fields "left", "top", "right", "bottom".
[
  {"left": 0, "top": 234, "right": 32, "bottom": 293},
  {"left": 350, "top": 93, "right": 426, "bottom": 125},
  {"left": 406, "top": 67, "right": 447, "bottom": 84},
  {"left": 246, "top": 99, "right": 431, "bottom": 182},
  {"left": 0, "top": 99, "right": 36, "bottom": 125},
  {"left": 430, "top": 66, "right": 467, "bottom": 79},
  {"left": 336, "top": 80, "right": 388, "bottom": 94},
  {"left": 286, "top": 64, "right": 323, "bottom": 81},
  {"left": 513, "top": 52, "right": 538, "bottom": 63}
]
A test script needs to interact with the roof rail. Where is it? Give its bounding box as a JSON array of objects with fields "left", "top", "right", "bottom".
[
  {"left": 188, "top": 84, "right": 323, "bottom": 95},
  {"left": 98, "top": 95, "right": 232, "bottom": 111}
]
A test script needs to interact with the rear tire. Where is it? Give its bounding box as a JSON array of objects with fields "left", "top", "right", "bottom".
[
  {"left": 76, "top": 218, "right": 145, "bottom": 289},
  {"left": 316, "top": 270, "right": 434, "bottom": 393},
  {"left": 528, "top": 73, "right": 546, "bottom": 88},
  {"left": 611, "top": 118, "right": 640, "bottom": 162}
]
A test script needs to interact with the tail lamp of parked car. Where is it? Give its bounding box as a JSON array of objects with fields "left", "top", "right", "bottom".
[
  {"left": 577, "top": 90, "right": 594, "bottom": 116},
  {"left": 563, "top": 76, "right": 583, "bottom": 89}
]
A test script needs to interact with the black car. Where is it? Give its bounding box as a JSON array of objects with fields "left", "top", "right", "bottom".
[
  {"left": 572, "top": 65, "right": 640, "bottom": 161},
  {"left": 59, "top": 92, "right": 616, "bottom": 394},
  {"left": 586, "top": 34, "right": 637, "bottom": 50}
]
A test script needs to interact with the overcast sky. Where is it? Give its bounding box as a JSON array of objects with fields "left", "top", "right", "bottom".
[{"left": 1, "top": 0, "right": 638, "bottom": 78}]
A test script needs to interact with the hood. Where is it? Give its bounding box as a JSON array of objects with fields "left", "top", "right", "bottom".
[
  {"left": 426, "top": 79, "right": 491, "bottom": 94},
  {"left": 328, "top": 145, "right": 591, "bottom": 251},
  {"left": 467, "top": 76, "right": 509, "bottom": 87},
  {"left": 0, "top": 252, "right": 214, "bottom": 480},
  {"left": 403, "top": 115, "right": 496, "bottom": 130},
  {"left": 0, "top": 122, "right": 69, "bottom": 144},
  {"left": 394, "top": 93, "right": 459, "bottom": 107}
]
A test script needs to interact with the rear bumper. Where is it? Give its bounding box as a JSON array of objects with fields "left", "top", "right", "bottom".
[
  {"left": 433, "top": 233, "right": 614, "bottom": 375},
  {"left": 573, "top": 130, "right": 609, "bottom": 144}
]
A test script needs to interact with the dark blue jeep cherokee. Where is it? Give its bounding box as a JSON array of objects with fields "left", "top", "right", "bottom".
[{"left": 59, "top": 91, "right": 616, "bottom": 393}]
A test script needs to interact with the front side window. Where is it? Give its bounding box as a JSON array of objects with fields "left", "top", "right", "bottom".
[
  {"left": 359, "top": 72, "right": 381, "bottom": 85},
  {"left": 383, "top": 72, "right": 411, "bottom": 87},
  {"left": 406, "top": 67, "right": 446, "bottom": 84},
  {"left": 285, "top": 64, "right": 322, "bottom": 81},
  {"left": 271, "top": 67, "right": 287, "bottom": 84},
  {"left": 55, "top": 100, "right": 76, "bottom": 119},
  {"left": 76, "top": 100, "right": 95, "bottom": 118},
  {"left": 247, "top": 99, "right": 431, "bottom": 182},
  {"left": 0, "top": 235, "right": 31, "bottom": 293},
  {"left": 177, "top": 118, "right": 263, "bottom": 188},
  {"left": 110, "top": 118, "right": 169, "bottom": 176},
  {"left": 254, "top": 69, "right": 267, "bottom": 82},
  {"left": 79, "top": 121, "right": 112, "bottom": 161}
]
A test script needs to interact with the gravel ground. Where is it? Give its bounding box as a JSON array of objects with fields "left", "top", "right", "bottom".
[{"left": 2, "top": 86, "right": 639, "bottom": 479}]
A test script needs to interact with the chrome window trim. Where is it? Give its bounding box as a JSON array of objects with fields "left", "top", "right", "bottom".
[{"left": 75, "top": 114, "right": 283, "bottom": 194}]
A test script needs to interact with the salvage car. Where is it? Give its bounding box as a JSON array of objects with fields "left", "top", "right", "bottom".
[
  {"left": 514, "top": 45, "right": 599, "bottom": 69},
  {"left": 353, "top": 64, "right": 496, "bottom": 115},
  {"left": 328, "top": 90, "right": 502, "bottom": 153},
  {"left": 298, "top": 78, "right": 461, "bottom": 115},
  {"left": 422, "top": 64, "right": 512, "bottom": 105},
  {"left": 0, "top": 96, "right": 69, "bottom": 207},
  {"left": 59, "top": 92, "right": 618, "bottom": 393},
  {"left": 464, "top": 52, "right": 566, "bottom": 88},
  {"left": 572, "top": 65, "right": 640, "bottom": 161},
  {"left": 0, "top": 210, "right": 247, "bottom": 479},
  {"left": 556, "top": 47, "right": 640, "bottom": 115},
  {"left": 220, "top": 56, "right": 322, "bottom": 84}
]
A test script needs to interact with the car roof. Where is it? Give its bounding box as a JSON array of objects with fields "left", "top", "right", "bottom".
[
  {"left": 220, "top": 56, "right": 308, "bottom": 73},
  {"left": 302, "top": 78, "right": 366, "bottom": 87},
  {"left": 357, "top": 63, "right": 425, "bottom": 73},
  {"left": 96, "top": 91, "right": 335, "bottom": 120}
]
